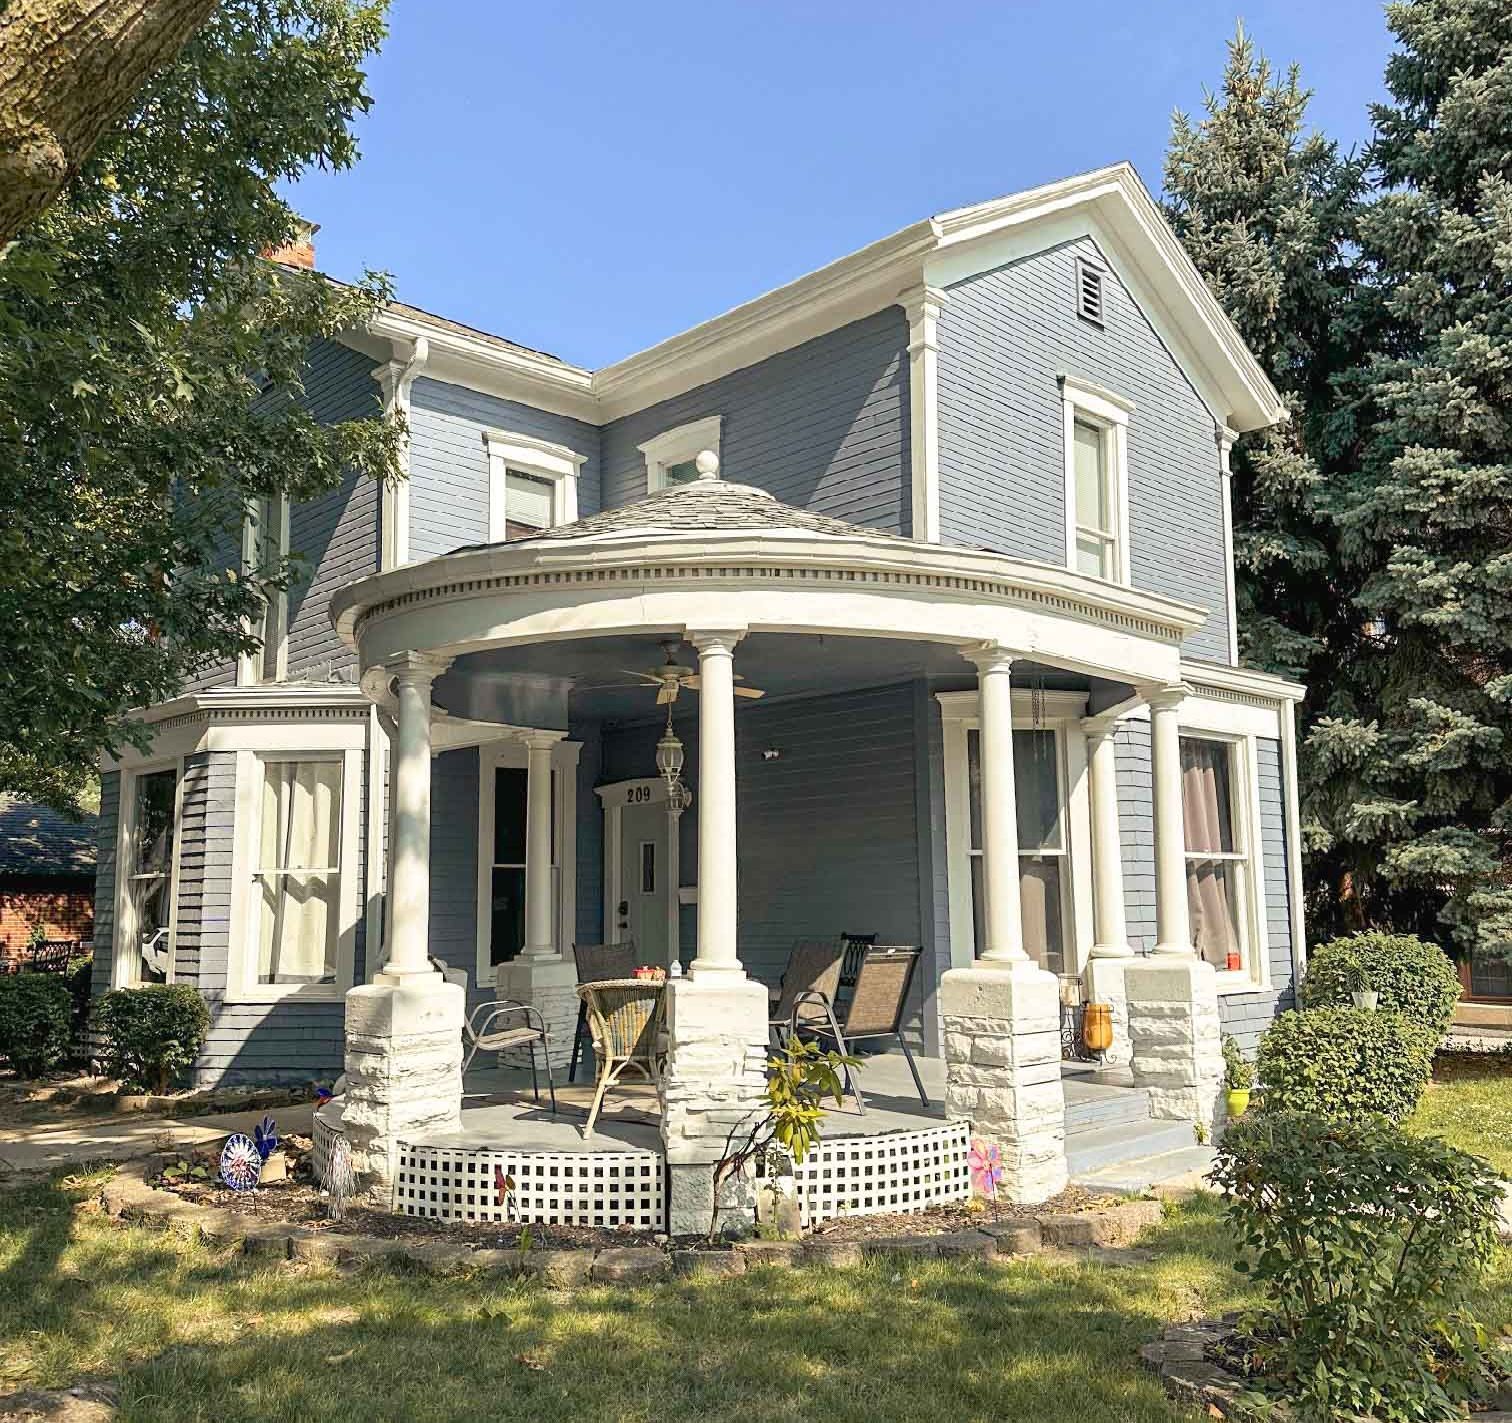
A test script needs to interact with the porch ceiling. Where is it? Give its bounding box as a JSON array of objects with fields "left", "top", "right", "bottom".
[{"left": 430, "top": 631, "right": 1107, "bottom": 727}]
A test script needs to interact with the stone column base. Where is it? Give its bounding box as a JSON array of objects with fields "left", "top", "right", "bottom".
[
  {"left": 1084, "top": 955, "right": 1133, "bottom": 1068},
  {"left": 343, "top": 973, "right": 465, "bottom": 1204},
  {"left": 1126, "top": 957, "right": 1223, "bottom": 1131},
  {"left": 941, "top": 961, "right": 1068, "bottom": 1204},
  {"left": 496, "top": 956, "right": 578, "bottom": 1070},
  {"left": 659, "top": 974, "right": 769, "bottom": 1237}
]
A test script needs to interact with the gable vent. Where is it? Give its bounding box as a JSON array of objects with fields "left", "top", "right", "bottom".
[{"left": 1075, "top": 259, "right": 1104, "bottom": 327}]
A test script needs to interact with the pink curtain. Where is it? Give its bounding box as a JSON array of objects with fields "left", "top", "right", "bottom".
[{"left": 1181, "top": 741, "right": 1240, "bottom": 968}]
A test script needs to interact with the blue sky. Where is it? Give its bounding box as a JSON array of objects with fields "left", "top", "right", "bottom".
[{"left": 286, "top": 1, "right": 1396, "bottom": 369}]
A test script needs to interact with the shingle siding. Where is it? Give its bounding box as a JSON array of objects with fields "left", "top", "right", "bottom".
[
  {"left": 598, "top": 308, "right": 911, "bottom": 531},
  {"left": 285, "top": 340, "right": 384, "bottom": 680},
  {"left": 937, "top": 236, "right": 1230, "bottom": 661},
  {"left": 407, "top": 378, "right": 602, "bottom": 560}
]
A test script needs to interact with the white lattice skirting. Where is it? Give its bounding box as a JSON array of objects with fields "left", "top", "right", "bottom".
[
  {"left": 790, "top": 1120, "right": 973, "bottom": 1226},
  {"left": 395, "top": 1145, "right": 665, "bottom": 1227}
]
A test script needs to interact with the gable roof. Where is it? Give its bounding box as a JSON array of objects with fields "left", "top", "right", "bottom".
[
  {"left": 348, "top": 163, "right": 1285, "bottom": 433},
  {"left": 0, "top": 795, "right": 97, "bottom": 879}
]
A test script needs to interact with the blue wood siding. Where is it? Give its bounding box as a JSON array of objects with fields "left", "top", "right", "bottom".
[
  {"left": 285, "top": 340, "right": 384, "bottom": 680},
  {"left": 598, "top": 309, "right": 911, "bottom": 530},
  {"left": 937, "top": 236, "right": 1230, "bottom": 661},
  {"left": 425, "top": 747, "right": 481, "bottom": 1005},
  {"left": 90, "top": 772, "right": 120, "bottom": 996},
  {"left": 1113, "top": 718, "right": 1158, "bottom": 951},
  {"left": 406, "top": 378, "right": 602, "bottom": 560}
]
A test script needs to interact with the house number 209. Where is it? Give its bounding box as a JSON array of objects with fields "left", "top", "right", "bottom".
[{"left": 625, "top": 786, "right": 653, "bottom": 803}]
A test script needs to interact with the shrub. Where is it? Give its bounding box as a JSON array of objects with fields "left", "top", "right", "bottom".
[
  {"left": 1300, "top": 930, "right": 1460, "bottom": 1037},
  {"left": 93, "top": 985, "right": 209, "bottom": 1093},
  {"left": 1212, "top": 1110, "right": 1502, "bottom": 1422},
  {"left": 1257, "top": 1007, "right": 1433, "bottom": 1122},
  {"left": 65, "top": 954, "right": 94, "bottom": 1039},
  {"left": 1221, "top": 1035, "right": 1255, "bottom": 1091},
  {"left": 0, "top": 973, "right": 72, "bottom": 1077}
]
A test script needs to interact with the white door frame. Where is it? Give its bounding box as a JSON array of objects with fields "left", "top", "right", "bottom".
[{"left": 595, "top": 777, "right": 681, "bottom": 961}]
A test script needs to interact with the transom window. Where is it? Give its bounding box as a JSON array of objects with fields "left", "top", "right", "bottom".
[
  {"left": 253, "top": 758, "right": 343, "bottom": 986},
  {"left": 121, "top": 767, "right": 178, "bottom": 985},
  {"left": 638, "top": 415, "right": 722, "bottom": 493},
  {"left": 1060, "top": 374, "right": 1132, "bottom": 585},
  {"left": 1180, "top": 735, "right": 1252, "bottom": 974},
  {"left": 965, "top": 727, "right": 1069, "bottom": 975}
]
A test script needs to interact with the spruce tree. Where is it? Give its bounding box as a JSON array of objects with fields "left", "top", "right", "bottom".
[{"left": 1321, "top": 0, "right": 1512, "bottom": 956}]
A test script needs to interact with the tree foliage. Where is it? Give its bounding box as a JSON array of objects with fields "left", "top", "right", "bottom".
[{"left": 0, "top": 0, "right": 400, "bottom": 810}]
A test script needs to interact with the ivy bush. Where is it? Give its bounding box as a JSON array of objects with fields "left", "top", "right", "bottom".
[
  {"left": 1257, "top": 1007, "right": 1433, "bottom": 1122},
  {"left": 1300, "top": 931, "right": 1461, "bottom": 1037},
  {"left": 93, "top": 984, "right": 209, "bottom": 1093},
  {"left": 1212, "top": 1110, "right": 1502, "bottom": 1422},
  {"left": 0, "top": 972, "right": 72, "bottom": 1077}
]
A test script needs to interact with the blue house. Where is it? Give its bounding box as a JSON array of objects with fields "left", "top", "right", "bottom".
[{"left": 92, "top": 165, "right": 1304, "bottom": 1212}]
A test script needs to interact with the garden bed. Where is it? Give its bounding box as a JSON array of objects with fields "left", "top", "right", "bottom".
[{"left": 0, "top": 1068, "right": 315, "bottom": 1126}]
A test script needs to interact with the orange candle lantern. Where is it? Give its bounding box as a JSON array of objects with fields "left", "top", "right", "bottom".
[{"left": 1082, "top": 1002, "right": 1114, "bottom": 1054}]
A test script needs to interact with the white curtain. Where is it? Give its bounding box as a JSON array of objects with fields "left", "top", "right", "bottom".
[{"left": 258, "top": 760, "right": 341, "bottom": 984}]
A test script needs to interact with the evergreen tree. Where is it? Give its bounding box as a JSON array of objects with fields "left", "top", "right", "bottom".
[
  {"left": 1320, "top": 0, "right": 1512, "bottom": 956},
  {"left": 1163, "top": 27, "right": 1371, "bottom": 930}
]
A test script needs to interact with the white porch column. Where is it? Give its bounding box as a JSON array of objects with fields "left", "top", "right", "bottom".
[
  {"left": 381, "top": 652, "right": 451, "bottom": 980},
  {"left": 939, "top": 643, "right": 1067, "bottom": 1204},
  {"left": 521, "top": 730, "right": 564, "bottom": 963},
  {"left": 1149, "top": 685, "right": 1193, "bottom": 956},
  {"left": 972, "top": 645, "right": 1026, "bottom": 963},
  {"left": 689, "top": 629, "right": 743, "bottom": 978},
  {"left": 1082, "top": 718, "right": 1134, "bottom": 1066},
  {"left": 1126, "top": 683, "right": 1223, "bottom": 1128},
  {"left": 498, "top": 729, "right": 575, "bottom": 1067},
  {"left": 660, "top": 626, "right": 768, "bottom": 1236},
  {"left": 343, "top": 650, "right": 464, "bottom": 1202}
]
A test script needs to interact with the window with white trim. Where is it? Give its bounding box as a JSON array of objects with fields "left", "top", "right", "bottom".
[
  {"left": 484, "top": 765, "right": 559, "bottom": 967},
  {"left": 1180, "top": 734, "right": 1253, "bottom": 975},
  {"left": 483, "top": 430, "right": 583, "bottom": 541},
  {"left": 1060, "top": 375, "right": 1131, "bottom": 585},
  {"left": 965, "top": 727, "right": 1072, "bottom": 975},
  {"left": 239, "top": 494, "right": 289, "bottom": 685},
  {"left": 638, "top": 415, "right": 722, "bottom": 492},
  {"left": 117, "top": 766, "right": 179, "bottom": 985}
]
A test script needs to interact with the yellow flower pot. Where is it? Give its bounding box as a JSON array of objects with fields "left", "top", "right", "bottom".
[{"left": 1225, "top": 1088, "right": 1251, "bottom": 1118}]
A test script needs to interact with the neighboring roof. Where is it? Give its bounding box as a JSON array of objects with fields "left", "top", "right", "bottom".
[
  {"left": 346, "top": 162, "right": 1286, "bottom": 433},
  {"left": 0, "top": 795, "right": 97, "bottom": 879}
]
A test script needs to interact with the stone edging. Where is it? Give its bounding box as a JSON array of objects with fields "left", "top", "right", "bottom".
[
  {"left": 99, "top": 1160, "right": 1167, "bottom": 1286},
  {"left": 1139, "top": 1321, "right": 1512, "bottom": 1422}
]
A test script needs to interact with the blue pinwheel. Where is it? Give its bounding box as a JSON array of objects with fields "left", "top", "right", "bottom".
[{"left": 253, "top": 1115, "right": 278, "bottom": 1162}]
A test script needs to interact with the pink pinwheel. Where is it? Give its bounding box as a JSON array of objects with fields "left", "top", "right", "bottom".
[{"left": 968, "top": 1138, "right": 1004, "bottom": 1198}]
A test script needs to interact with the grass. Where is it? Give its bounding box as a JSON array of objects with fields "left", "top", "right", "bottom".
[
  {"left": 0, "top": 1175, "right": 1250, "bottom": 1423},
  {"left": 1409, "top": 1051, "right": 1512, "bottom": 1176}
]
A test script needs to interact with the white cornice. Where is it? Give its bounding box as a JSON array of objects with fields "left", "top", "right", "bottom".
[
  {"left": 1180, "top": 657, "right": 1306, "bottom": 706},
  {"left": 341, "top": 163, "right": 1284, "bottom": 434},
  {"left": 132, "top": 682, "right": 375, "bottom": 727}
]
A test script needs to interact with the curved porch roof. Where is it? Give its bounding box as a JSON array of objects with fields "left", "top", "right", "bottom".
[{"left": 330, "top": 471, "right": 1206, "bottom": 709}]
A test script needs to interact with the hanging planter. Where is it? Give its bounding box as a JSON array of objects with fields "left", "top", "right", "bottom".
[{"left": 1351, "top": 988, "right": 1379, "bottom": 1011}]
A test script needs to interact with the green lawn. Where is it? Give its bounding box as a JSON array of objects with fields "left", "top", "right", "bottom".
[{"left": 1410, "top": 1053, "right": 1512, "bottom": 1177}]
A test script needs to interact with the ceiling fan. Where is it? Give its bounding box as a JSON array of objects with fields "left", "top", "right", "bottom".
[{"left": 618, "top": 640, "right": 766, "bottom": 706}]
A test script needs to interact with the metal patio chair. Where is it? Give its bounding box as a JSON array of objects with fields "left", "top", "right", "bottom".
[
  {"left": 794, "top": 944, "right": 927, "bottom": 1115},
  {"left": 461, "top": 998, "right": 557, "bottom": 1115},
  {"left": 567, "top": 939, "right": 638, "bottom": 1082},
  {"left": 578, "top": 977, "right": 666, "bottom": 1139},
  {"left": 768, "top": 938, "right": 845, "bottom": 1044}
]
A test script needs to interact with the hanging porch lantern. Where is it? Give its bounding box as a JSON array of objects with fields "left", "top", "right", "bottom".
[{"left": 655, "top": 704, "right": 685, "bottom": 793}]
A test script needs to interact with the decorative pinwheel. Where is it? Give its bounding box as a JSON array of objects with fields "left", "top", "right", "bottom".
[
  {"left": 314, "top": 1085, "right": 334, "bottom": 1105},
  {"left": 219, "top": 1133, "right": 263, "bottom": 1191},
  {"left": 968, "top": 1138, "right": 1004, "bottom": 1199},
  {"left": 253, "top": 1115, "right": 278, "bottom": 1162}
]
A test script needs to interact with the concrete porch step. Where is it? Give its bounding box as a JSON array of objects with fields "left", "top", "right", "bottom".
[
  {"left": 1072, "top": 1144, "right": 1217, "bottom": 1195},
  {"left": 1063, "top": 1084, "right": 1153, "bottom": 1134},
  {"left": 1065, "top": 1118, "right": 1198, "bottom": 1176}
]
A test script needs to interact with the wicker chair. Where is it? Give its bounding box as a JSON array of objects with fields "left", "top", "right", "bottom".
[
  {"left": 578, "top": 978, "right": 666, "bottom": 1139},
  {"left": 567, "top": 940, "right": 638, "bottom": 1083},
  {"left": 795, "top": 944, "right": 926, "bottom": 1114},
  {"left": 768, "top": 939, "right": 845, "bottom": 1043}
]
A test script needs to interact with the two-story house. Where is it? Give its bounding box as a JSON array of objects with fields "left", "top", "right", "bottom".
[{"left": 91, "top": 164, "right": 1303, "bottom": 1107}]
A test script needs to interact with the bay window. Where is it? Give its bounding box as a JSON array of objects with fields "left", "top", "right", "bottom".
[
  {"left": 116, "top": 765, "right": 180, "bottom": 986},
  {"left": 254, "top": 758, "right": 343, "bottom": 985}
]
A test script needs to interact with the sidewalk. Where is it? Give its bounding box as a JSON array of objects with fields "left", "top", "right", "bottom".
[{"left": 0, "top": 1102, "right": 316, "bottom": 1178}]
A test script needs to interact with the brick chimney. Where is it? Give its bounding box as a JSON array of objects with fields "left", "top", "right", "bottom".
[{"left": 264, "top": 218, "right": 319, "bottom": 270}]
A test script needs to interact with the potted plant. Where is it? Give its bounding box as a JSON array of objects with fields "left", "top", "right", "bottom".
[
  {"left": 1222, "top": 1036, "right": 1255, "bottom": 1117},
  {"left": 1343, "top": 955, "right": 1378, "bottom": 1010}
]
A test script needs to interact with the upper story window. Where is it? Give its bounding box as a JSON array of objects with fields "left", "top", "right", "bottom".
[
  {"left": 483, "top": 430, "right": 584, "bottom": 541},
  {"left": 1059, "top": 373, "right": 1132, "bottom": 585},
  {"left": 238, "top": 494, "right": 289, "bottom": 685},
  {"left": 638, "top": 415, "right": 722, "bottom": 493}
]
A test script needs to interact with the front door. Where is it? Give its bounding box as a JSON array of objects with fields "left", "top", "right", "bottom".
[{"left": 618, "top": 800, "right": 671, "bottom": 962}]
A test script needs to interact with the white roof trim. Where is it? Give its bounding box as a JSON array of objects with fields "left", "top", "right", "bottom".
[{"left": 350, "top": 163, "right": 1284, "bottom": 433}]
